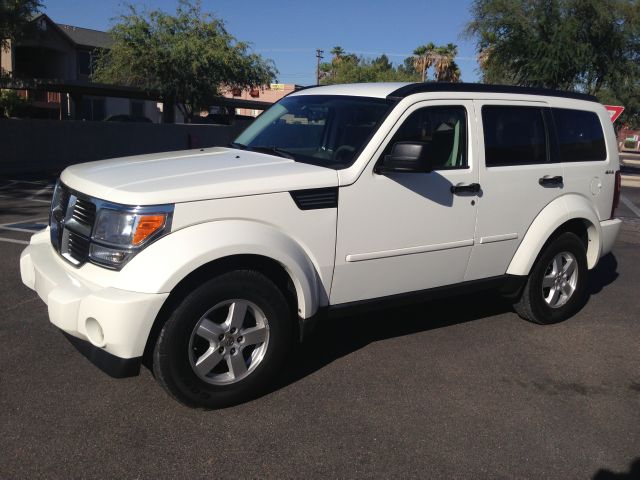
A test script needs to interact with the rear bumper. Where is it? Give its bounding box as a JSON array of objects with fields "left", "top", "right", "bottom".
[
  {"left": 600, "top": 218, "right": 622, "bottom": 257},
  {"left": 20, "top": 230, "right": 168, "bottom": 375}
]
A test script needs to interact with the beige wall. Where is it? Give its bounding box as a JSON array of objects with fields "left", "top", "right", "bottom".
[
  {"left": 1, "top": 40, "right": 13, "bottom": 74},
  {"left": 222, "top": 84, "right": 298, "bottom": 116}
]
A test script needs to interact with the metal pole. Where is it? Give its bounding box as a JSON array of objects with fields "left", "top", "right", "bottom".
[{"left": 316, "top": 49, "right": 324, "bottom": 85}]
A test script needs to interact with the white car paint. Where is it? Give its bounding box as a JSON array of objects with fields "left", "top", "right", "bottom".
[{"left": 20, "top": 82, "right": 623, "bottom": 365}]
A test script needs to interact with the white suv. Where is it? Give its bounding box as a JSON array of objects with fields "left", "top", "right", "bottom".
[{"left": 20, "top": 83, "right": 622, "bottom": 408}]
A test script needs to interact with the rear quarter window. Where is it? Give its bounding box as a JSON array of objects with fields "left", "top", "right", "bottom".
[
  {"left": 551, "top": 108, "right": 606, "bottom": 162},
  {"left": 482, "top": 106, "right": 549, "bottom": 166}
]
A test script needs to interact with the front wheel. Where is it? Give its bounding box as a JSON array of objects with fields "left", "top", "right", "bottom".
[
  {"left": 513, "top": 232, "right": 588, "bottom": 324},
  {"left": 152, "top": 270, "right": 292, "bottom": 408}
]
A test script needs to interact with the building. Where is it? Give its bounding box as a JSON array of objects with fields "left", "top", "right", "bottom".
[
  {"left": 0, "top": 14, "right": 161, "bottom": 122},
  {"left": 222, "top": 84, "right": 301, "bottom": 117}
]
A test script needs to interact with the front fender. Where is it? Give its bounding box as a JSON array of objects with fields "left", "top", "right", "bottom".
[
  {"left": 111, "top": 220, "right": 324, "bottom": 318},
  {"left": 506, "top": 194, "right": 602, "bottom": 276}
]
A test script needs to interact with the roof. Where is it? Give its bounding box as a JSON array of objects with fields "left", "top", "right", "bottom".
[
  {"left": 290, "top": 82, "right": 598, "bottom": 103},
  {"left": 56, "top": 24, "right": 113, "bottom": 49}
]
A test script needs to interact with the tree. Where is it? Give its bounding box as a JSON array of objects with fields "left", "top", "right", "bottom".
[
  {"left": 466, "top": 0, "right": 640, "bottom": 94},
  {"left": 412, "top": 43, "right": 436, "bottom": 82},
  {"left": 411, "top": 42, "right": 461, "bottom": 82},
  {"left": 319, "top": 49, "right": 419, "bottom": 85},
  {"left": 92, "top": 0, "right": 277, "bottom": 121},
  {"left": 0, "top": 0, "right": 41, "bottom": 48},
  {"left": 0, "top": 89, "right": 29, "bottom": 117}
]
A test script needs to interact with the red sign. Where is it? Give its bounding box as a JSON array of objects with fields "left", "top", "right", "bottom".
[{"left": 604, "top": 105, "right": 625, "bottom": 122}]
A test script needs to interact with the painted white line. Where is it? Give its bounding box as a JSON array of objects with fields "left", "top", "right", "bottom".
[
  {"left": 620, "top": 194, "right": 640, "bottom": 219},
  {"left": 0, "top": 217, "right": 49, "bottom": 227},
  {"left": 0, "top": 194, "right": 51, "bottom": 204},
  {"left": 0, "top": 225, "right": 44, "bottom": 234},
  {"left": 0, "top": 237, "right": 29, "bottom": 245},
  {"left": 28, "top": 186, "right": 53, "bottom": 200}
]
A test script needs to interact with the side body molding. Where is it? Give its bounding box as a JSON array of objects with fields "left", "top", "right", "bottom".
[
  {"left": 111, "top": 220, "right": 325, "bottom": 318},
  {"left": 506, "top": 194, "right": 602, "bottom": 276}
]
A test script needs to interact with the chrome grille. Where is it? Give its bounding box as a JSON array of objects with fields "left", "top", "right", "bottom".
[
  {"left": 72, "top": 198, "right": 96, "bottom": 228},
  {"left": 50, "top": 183, "right": 95, "bottom": 267}
]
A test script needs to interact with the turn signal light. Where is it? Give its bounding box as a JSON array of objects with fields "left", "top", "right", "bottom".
[{"left": 133, "top": 215, "right": 166, "bottom": 245}]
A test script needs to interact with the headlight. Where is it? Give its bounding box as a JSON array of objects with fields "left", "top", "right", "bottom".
[{"left": 89, "top": 204, "right": 173, "bottom": 269}]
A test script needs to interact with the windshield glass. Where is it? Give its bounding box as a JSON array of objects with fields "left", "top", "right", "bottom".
[{"left": 233, "top": 95, "right": 395, "bottom": 168}]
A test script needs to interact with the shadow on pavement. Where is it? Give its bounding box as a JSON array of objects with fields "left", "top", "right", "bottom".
[
  {"left": 587, "top": 253, "right": 619, "bottom": 295},
  {"left": 272, "top": 289, "right": 513, "bottom": 394},
  {"left": 593, "top": 458, "right": 640, "bottom": 480},
  {"left": 271, "top": 252, "right": 620, "bottom": 394}
]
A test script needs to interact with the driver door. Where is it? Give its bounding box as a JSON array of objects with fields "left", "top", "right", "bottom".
[{"left": 330, "top": 100, "right": 480, "bottom": 304}]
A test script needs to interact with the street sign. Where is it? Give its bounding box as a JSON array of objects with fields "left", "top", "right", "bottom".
[{"left": 604, "top": 105, "right": 625, "bottom": 122}]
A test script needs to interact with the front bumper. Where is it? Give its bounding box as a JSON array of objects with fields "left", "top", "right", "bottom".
[
  {"left": 599, "top": 218, "right": 622, "bottom": 257},
  {"left": 20, "top": 230, "right": 168, "bottom": 377}
]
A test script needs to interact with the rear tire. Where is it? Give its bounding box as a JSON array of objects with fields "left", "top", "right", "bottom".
[
  {"left": 513, "top": 232, "right": 588, "bottom": 325},
  {"left": 153, "top": 270, "right": 292, "bottom": 409}
]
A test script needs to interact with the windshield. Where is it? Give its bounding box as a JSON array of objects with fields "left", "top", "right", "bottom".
[{"left": 232, "top": 95, "right": 395, "bottom": 168}]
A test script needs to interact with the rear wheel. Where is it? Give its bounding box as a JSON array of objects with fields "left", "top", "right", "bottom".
[
  {"left": 513, "top": 232, "right": 588, "bottom": 324},
  {"left": 153, "top": 270, "right": 292, "bottom": 408}
]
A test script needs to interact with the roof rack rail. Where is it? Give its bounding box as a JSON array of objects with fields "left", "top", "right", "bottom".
[{"left": 387, "top": 82, "right": 598, "bottom": 103}]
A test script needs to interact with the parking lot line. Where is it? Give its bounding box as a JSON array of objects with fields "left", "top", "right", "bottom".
[
  {"left": 0, "top": 194, "right": 51, "bottom": 204},
  {"left": 620, "top": 194, "right": 640, "bottom": 218},
  {"left": 0, "top": 237, "right": 29, "bottom": 245}
]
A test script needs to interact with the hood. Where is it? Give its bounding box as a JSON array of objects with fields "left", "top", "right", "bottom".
[{"left": 61, "top": 147, "right": 339, "bottom": 205}]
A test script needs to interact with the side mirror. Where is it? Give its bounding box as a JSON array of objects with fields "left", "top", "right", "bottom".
[{"left": 375, "top": 142, "right": 433, "bottom": 174}]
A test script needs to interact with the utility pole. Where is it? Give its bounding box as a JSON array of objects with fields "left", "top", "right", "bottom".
[{"left": 315, "top": 49, "right": 324, "bottom": 85}]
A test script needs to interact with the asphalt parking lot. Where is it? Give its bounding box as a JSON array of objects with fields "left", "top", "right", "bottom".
[{"left": 1, "top": 177, "right": 639, "bottom": 479}]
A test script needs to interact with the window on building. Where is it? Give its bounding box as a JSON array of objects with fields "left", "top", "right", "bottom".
[
  {"left": 482, "top": 106, "right": 549, "bottom": 166},
  {"left": 382, "top": 106, "right": 468, "bottom": 169},
  {"left": 77, "top": 50, "right": 91, "bottom": 76},
  {"left": 552, "top": 108, "right": 606, "bottom": 162}
]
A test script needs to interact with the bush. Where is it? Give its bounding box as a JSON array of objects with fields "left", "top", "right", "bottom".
[{"left": 0, "top": 89, "right": 29, "bottom": 117}]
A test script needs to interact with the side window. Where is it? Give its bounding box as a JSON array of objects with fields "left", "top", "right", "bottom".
[
  {"left": 552, "top": 108, "right": 606, "bottom": 162},
  {"left": 383, "top": 106, "right": 468, "bottom": 169},
  {"left": 482, "top": 106, "right": 549, "bottom": 166}
]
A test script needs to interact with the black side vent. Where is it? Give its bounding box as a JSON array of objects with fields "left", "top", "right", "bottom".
[{"left": 290, "top": 187, "right": 339, "bottom": 210}]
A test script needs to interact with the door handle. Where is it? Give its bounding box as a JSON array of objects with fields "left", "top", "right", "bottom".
[
  {"left": 539, "top": 175, "right": 563, "bottom": 186},
  {"left": 450, "top": 182, "right": 481, "bottom": 194}
]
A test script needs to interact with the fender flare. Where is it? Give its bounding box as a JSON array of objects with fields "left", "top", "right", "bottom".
[
  {"left": 506, "top": 194, "right": 602, "bottom": 276},
  {"left": 112, "top": 220, "right": 325, "bottom": 318}
]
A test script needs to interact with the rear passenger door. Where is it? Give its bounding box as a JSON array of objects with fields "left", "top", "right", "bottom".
[{"left": 465, "top": 101, "right": 564, "bottom": 280}]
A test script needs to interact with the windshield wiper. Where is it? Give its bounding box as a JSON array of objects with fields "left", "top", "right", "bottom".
[
  {"left": 228, "top": 141, "right": 248, "bottom": 150},
  {"left": 249, "top": 145, "right": 295, "bottom": 160}
]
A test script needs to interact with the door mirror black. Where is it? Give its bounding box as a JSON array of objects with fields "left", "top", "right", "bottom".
[{"left": 376, "top": 142, "right": 433, "bottom": 174}]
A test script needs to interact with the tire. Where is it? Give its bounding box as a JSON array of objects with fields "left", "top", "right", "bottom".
[
  {"left": 513, "top": 232, "right": 588, "bottom": 325},
  {"left": 153, "top": 270, "right": 292, "bottom": 408}
]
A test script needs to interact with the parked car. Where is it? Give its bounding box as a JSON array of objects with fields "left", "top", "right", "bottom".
[{"left": 20, "top": 82, "right": 622, "bottom": 408}]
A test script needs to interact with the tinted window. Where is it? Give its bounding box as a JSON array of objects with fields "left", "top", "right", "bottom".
[
  {"left": 552, "top": 108, "right": 606, "bottom": 162},
  {"left": 383, "top": 106, "right": 468, "bottom": 169},
  {"left": 482, "top": 106, "right": 548, "bottom": 166}
]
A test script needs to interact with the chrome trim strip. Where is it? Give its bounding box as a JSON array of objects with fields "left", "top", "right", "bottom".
[
  {"left": 479, "top": 233, "right": 518, "bottom": 244},
  {"left": 345, "top": 239, "right": 474, "bottom": 263}
]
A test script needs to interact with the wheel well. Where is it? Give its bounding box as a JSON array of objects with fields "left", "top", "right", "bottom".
[
  {"left": 142, "top": 254, "right": 298, "bottom": 369},
  {"left": 533, "top": 218, "right": 595, "bottom": 272}
]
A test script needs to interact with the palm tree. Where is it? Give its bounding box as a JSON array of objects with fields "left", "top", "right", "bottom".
[
  {"left": 433, "top": 44, "right": 460, "bottom": 82},
  {"left": 330, "top": 46, "right": 345, "bottom": 63},
  {"left": 412, "top": 42, "right": 436, "bottom": 82}
]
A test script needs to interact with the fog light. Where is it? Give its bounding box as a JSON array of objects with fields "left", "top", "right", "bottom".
[
  {"left": 85, "top": 317, "right": 105, "bottom": 347},
  {"left": 89, "top": 244, "right": 130, "bottom": 266}
]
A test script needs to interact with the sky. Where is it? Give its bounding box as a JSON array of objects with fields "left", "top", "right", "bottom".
[{"left": 41, "top": 0, "right": 481, "bottom": 85}]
